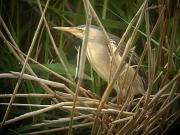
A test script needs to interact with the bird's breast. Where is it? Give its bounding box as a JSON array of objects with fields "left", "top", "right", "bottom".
[{"left": 86, "top": 42, "right": 110, "bottom": 81}]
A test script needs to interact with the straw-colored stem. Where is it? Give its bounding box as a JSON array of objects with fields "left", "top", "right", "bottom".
[
  {"left": 91, "top": 1, "right": 147, "bottom": 134},
  {"left": 68, "top": 1, "right": 92, "bottom": 134},
  {"left": 37, "top": 1, "right": 73, "bottom": 81},
  {"left": 0, "top": 0, "right": 50, "bottom": 127}
]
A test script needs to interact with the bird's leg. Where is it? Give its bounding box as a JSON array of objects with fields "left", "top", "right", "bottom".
[{"left": 115, "top": 79, "right": 125, "bottom": 105}]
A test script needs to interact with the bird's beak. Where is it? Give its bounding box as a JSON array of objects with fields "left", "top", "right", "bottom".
[{"left": 52, "top": 26, "right": 83, "bottom": 34}]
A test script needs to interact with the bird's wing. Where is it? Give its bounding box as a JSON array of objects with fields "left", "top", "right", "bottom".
[
  {"left": 107, "top": 33, "right": 139, "bottom": 65},
  {"left": 108, "top": 33, "right": 147, "bottom": 88}
]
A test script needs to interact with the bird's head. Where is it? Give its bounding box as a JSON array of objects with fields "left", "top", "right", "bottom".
[{"left": 53, "top": 25, "right": 105, "bottom": 41}]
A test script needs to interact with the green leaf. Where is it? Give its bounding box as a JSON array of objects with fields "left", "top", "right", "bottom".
[{"left": 31, "top": 63, "right": 92, "bottom": 80}]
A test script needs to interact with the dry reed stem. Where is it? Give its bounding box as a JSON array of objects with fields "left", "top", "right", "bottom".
[
  {"left": 0, "top": 0, "right": 179, "bottom": 134},
  {"left": 23, "top": 122, "right": 94, "bottom": 135},
  {"left": 68, "top": 1, "right": 92, "bottom": 134},
  {"left": 37, "top": 0, "right": 73, "bottom": 81},
  {"left": 0, "top": 102, "right": 73, "bottom": 126},
  {"left": 0, "top": 30, "right": 95, "bottom": 100},
  {"left": 0, "top": 94, "right": 54, "bottom": 98},
  {"left": 0, "top": 0, "right": 50, "bottom": 127},
  {"left": 0, "top": 72, "right": 70, "bottom": 92},
  {"left": 33, "top": 114, "right": 93, "bottom": 127},
  {"left": 91, "top": 1, "right": 147, "bottom": 134},
  {"left": 0, "top": 19, "right": 64, "bottom": 106}
]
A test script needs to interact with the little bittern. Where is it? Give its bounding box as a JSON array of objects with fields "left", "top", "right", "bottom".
[{"left": 53, "top": 25, "right": 145, "bottom": 98}]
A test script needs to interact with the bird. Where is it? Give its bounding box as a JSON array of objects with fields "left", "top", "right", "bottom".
[{"left": 53, "top": 25, "right": 145, "bottom": 100}]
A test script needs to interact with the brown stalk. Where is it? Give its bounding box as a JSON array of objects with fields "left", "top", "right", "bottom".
[{"left": 0, "top": 0, "right": 50, "bottom": 127}]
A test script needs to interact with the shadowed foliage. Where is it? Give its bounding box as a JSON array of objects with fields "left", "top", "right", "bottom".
[{"left": 0, "top": 0, "right": 179, "bottom": 135}]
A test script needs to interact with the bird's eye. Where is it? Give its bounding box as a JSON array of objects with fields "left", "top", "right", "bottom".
[{"left": 77, "top": 28, "right": 84, "bottom": 33}]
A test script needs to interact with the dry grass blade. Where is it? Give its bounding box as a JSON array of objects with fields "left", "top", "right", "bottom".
[
  {"left": 23, "top": 122, "right": 94, "bottom": 135},
  {"left": 68, "top": 1, "right": 92, "bottom": 134},
  {"left": 91, "top": 1, "right": 147, "bottom": 134},
  {"left": 0, "top": 0, "right": 50, "bottom": 127},
  {"left": 0, "top": 94, "right": 54, "bottom": 98},
  {"left": 36, "top": 0, "right": 73, "bottom": 81},
  {"left": 0, "top": 102, "right": 73, "bottom": 126},
  {"left": 0, "top": 0, "right": 179, "bottom": 134},
  {"left": 0, "top": 72, "right": 71, "bottom": 92}
]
